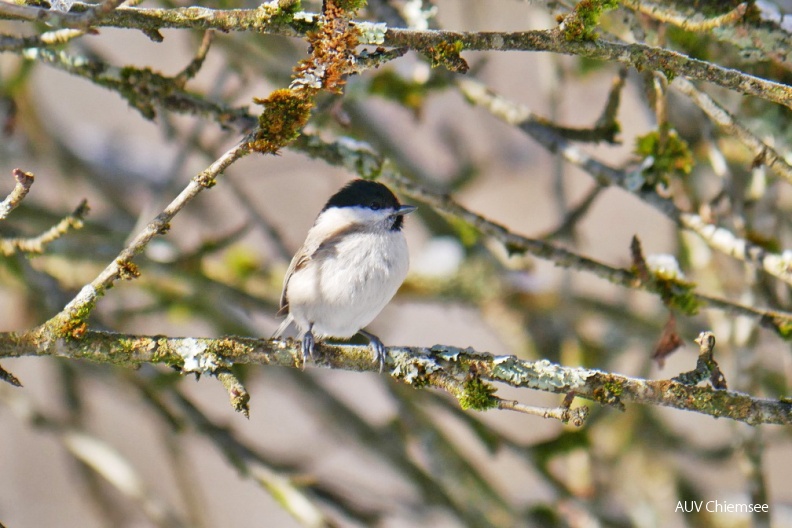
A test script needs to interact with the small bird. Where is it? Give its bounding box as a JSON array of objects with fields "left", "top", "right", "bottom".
[{"left": 274, "top": 179, "right": 416, "bottom": 372}]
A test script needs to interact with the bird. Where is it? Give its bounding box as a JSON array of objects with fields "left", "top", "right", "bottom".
[{"left": 274, "top": 179, "right": 416, "bottom": 372}]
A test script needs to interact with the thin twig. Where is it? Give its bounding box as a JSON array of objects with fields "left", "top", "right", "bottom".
[
  {"left": 214, "top": 369, "right": 250, "bottom": 417},
  {"left": 0, "top": 199, "right": 89, "bottom": 256},
  {"left": 0, "top": 362, "right": 21, "bottom": 387},
  {"left": 595, "top": 68, "right": 627, "bottom": 134},
  {"left": 290, "top": 133, "right": 792, "bottom": 333},
  {"left": 20, "top": 46, "right": 253, "bottom": 125},
  {"left": 225, "top": 178, "right": 292, "bottom": 263},
  {"left": 83, "top": 5, "right": 306, "bottom": 35},
  {"left": 740, "top": 428, "right": 771, "bottom": 528},
  {"left": 385, "top": 382, "right": 516, "bottom": 520},
  {"left": 540, "top": 184, "right": 605, "bottom": 240},
  {"left": 673, "top": 77, "right": 792, "bottom": 185},
  {"left": 46, "top": 136, "right": 252, "bottom": 330},
  {"left": 0, "top": 169, "right": 34, "bottom": 220},
  {"left": 457, "top": 77, "right": 792, "bottom": 290},
  {"left": 496, "top": 398, "right": 589, "bottom": 426},
  {"left": 175, "top": 30, "right": 215, "bottom": 86},
  {"left": 0, "top": 0, "right": 83, "bottom": 27},
  {"left": 623, "top": 1, "right": 748, "bottom": 32},
  {"left": 150, "top": 388, "right": 333, "bottom": 528},
  {"left": 0, "top": 30, "right": 84, "bottom": 53}
]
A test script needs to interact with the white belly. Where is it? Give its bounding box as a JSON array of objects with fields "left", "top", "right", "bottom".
[{"left": 287, "top": 231, "right": 409, "bottom": 338}]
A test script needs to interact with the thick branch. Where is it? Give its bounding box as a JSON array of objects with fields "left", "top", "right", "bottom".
[
  {"left": 0, "top": 4, "right": 305, "bottom": 35},
  {"left": 4, "top": 6, "right": 790, "bottom": 108},
  {"left": 383, "top": 28, "right": 792, "bottom": 109},
  {"left": 0, "top": 0, "right": 168, "bottom": 30},
  {"left": 1, "top": 329, "right": 788, "bottom": 426}
]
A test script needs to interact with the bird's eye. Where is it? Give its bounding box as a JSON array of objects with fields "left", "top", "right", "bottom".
[{"left": 370, "top": 202, "right": 382, "bottom": 210}]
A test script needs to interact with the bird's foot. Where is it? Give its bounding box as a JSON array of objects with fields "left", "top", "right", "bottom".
[
  {"left": 360, "top": 330, "right": 387, "bottom": 374},
  {"left": 301, "top": 327, "right": 315, "bottom": 370}
]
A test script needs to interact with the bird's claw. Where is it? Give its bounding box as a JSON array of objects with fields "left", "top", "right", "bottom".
[
  {"left": 301, "top": 329, "right": 315, "bottom": 370},
  {"left": 360, "top": 330, "right": 387, "bottom": 374}
]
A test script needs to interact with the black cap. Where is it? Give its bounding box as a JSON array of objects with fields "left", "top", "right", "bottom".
[{"left": 323, "top": 179, "right": 401, "bottom": 212}]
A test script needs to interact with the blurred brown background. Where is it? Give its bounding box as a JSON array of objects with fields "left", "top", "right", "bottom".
[{"left": 1, "top": 0, "right": 792, "bottom": 527}]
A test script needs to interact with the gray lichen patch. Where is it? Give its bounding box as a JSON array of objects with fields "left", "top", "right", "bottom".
[{"left": 492, "top": 356, "right": 597, "bottom": 391}]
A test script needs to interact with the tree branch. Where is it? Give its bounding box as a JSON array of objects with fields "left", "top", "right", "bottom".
[
  {"left": 456, "top": 77, "right": 792, "bottom": 292},
  {"left": 383, "top": 28, "right": 792, "bottom": 110},
  {"left": 0, "top": 199, "right": 89, "bottom": 256},
  {"left": 290, "top": 133, "right": 792, "bottom": 336},
  {"left": 0, "top": 168, "right": 34, "bottom": 220},
  {"left": 19, "top": 45, "right": 253, "bottom": 124},
  {"left": 0, "top": 0, "right": 147, "bottom": 30},
  {"left": 44, "top": 135, "right": 252, "bottom": 335},
  {"left": 622, "top": 1, "right": 748, "bottom": 32},
  {"left": 673, "top": 77, "right": 792, "bottom": 185},
  {"left": 1, "top": 329, "right": 788, "bottom": 425},
  {"left": 4, "top": 5, "right": 790, "bottom": 108}
]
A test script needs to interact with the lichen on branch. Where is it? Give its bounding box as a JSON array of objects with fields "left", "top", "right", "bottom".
[
  {"left": 558, "top": 0, "right": 620, "bottom": 41},
  {"left": 0, "top": 329, "right": 788, "bottom": 425},
  {"left": 248, "top": 0, "right": 366, "bottom": 153}
]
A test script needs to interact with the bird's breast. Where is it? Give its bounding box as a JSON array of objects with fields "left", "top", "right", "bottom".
[{"left": 286, "top": 230, "right": 409, "bottom": 338}]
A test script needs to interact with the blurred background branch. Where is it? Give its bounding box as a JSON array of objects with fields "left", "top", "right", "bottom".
[{"left": 2, "top": 0, "right": 792, "bottom": 527}]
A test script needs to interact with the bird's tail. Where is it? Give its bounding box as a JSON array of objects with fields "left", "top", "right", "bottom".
[{"left": 272, "top": 313, "right": 294, "bottom": 339}]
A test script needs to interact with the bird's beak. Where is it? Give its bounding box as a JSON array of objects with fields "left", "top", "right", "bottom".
[{"left": 396, "top": 205, "right": 417, "bottom": 215}]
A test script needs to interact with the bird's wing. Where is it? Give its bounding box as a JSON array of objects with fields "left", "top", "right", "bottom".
[
  {"left": 278, "top": 234, "right": 321, "bottom": 315},
  {"left": 273, "top": 248, "right": 310, "bottom": 338},
  {"left": 279, "top": 253, "right": 304, "bottom": 315},
  {"left": 278, "top": 222, "right": 358, "bottom": 315}
]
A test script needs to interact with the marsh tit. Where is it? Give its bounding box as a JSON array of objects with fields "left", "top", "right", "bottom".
[{"left": 274, "top": 179, "right": 416, "bottom": 372}]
